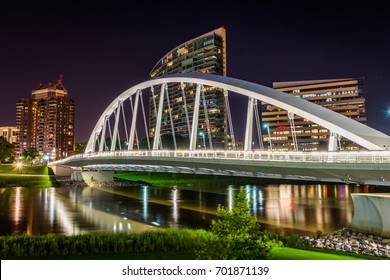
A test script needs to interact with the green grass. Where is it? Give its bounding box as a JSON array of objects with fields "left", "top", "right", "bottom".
[
  {"left": 270, "top": 247, "right": 382, "bottom": 260},
  {"left": 17, "top": 250, "right": 196, "bottom": 260},
  {"left": 114, "top": 172, "right": 278, "bottom": 193},
  {"left": 1, "top": 230, "right": 385, "bottom": 260},
  {"left": 0, "top": 229, "right": 208, "bottom": 259},
  {"left": 9, "top": 247, "right": 383, "bottom": 260},
  {"left": 0, "top": 174, "right": 57, "bottom": 187},
  {"left": 0, "top": 165, "right": 52, "bottom": 175},
  {"left": 0, "top": 165, "right": 56, "bottom": 187}
]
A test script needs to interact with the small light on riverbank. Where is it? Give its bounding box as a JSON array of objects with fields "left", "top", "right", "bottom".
[{"left": 14, "top": 161, "right": 24, "bottom": 171}]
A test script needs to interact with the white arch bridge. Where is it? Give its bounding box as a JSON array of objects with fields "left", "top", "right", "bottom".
[{"left": 51, "top": 74, "right": 390, "bottom": 186}]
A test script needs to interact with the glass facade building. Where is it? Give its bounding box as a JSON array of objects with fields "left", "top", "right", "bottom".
[
  {"left": 262, "top": 78, "right": 366, "bottom": 151},
  {"left": 16, "top": 80, "right": 75, "bottom": 159},
  {"left": 149, "top": 27, "right": 227, "bottom": 149}
]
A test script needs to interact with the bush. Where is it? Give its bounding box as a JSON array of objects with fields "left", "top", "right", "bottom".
[
  {"left": 0, "top": 229, "right": 208, "bottom": 259},
  {"left": 196, "top": 186, "right": 274, "bottom": 260}
]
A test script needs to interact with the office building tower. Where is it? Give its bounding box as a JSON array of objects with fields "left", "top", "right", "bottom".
[
  {"left": 149, "top": 27, "right": 227, "bottom": 149},
  {"left": 262, "top": 78, "right": 366, "bottom": 151},
  {"left": 0, "top": 126, "right": 18, "bottom": 146}
]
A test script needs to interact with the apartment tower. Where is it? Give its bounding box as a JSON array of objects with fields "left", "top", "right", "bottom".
[
  {"left": 149, "top": 27, "right": 227, "bottom": 149},
  {"left": 16, "top": 79, "right": 75, "bottom": 159}
]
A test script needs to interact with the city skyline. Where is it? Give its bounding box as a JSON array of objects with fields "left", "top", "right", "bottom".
[{"left": 1, "top": 4, "right": 390, "bottom": 142}]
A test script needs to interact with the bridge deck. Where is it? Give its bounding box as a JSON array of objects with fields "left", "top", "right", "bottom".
[{"left": 52, "top": 150, "right": 390, "bottom": 186}]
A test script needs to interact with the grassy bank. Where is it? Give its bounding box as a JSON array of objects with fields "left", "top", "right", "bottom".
[
  {"left": 114, "top": 172, "right": 280, "bottom": 193},
  {"left": 0, "top": 165, "right": 52, "bottom": 175},
  {"left": 0, "top": 229, "right": 206, "bottom": 259},
  {"left": 0, "top": 230, "right": 383, "bottom": 260},
  {"left": 0, "top": 165, "right": 56, "bottom": 187},
  {"left": 270, "top": 247, "right": 384, "bottom": 260}
]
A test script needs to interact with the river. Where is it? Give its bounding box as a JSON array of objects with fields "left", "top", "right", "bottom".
[{"left": 0, "top": 183, "right": 387, "bottom": 236}]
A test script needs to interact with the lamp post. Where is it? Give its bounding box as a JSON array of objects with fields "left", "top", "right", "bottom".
[
  {"left": 263, "top": 124, "right": 272, "bottom": 151},
  {"left": 199, "top": 131, "right": 206, "bottom": 149}
]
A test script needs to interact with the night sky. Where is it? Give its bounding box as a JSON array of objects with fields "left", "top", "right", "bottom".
[{"left": 1, "top": 3, "right": 390, "bottom": 142}]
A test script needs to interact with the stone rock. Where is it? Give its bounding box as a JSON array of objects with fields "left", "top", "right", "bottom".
[{"left": 304, "top": 229, "right": 390, "bottom": 259}]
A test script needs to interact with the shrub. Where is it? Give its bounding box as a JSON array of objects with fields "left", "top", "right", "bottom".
[
  {"left": 0, "top": 229, "right": 206, "bottom": 259},
  {"left": 196, "top": 186, "right": 274, "bottom": 260}
]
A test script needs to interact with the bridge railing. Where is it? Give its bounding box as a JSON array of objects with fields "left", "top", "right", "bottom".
[{"left": 54, "top": 150, "right": 390, "bottom": 165}]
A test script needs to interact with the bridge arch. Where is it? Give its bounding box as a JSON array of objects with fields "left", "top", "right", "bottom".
[{"left": 85, "top": 73, "right": 390, "bottom": 153}]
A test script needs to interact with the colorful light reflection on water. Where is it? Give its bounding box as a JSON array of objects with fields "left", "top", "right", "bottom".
[{"left": 0, "top": 183, "right": 386, "bottom": 236}]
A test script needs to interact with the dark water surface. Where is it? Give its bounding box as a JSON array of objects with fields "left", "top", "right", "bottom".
[{"left": 0, "top": 183, "right": 387, "bottom": 236}]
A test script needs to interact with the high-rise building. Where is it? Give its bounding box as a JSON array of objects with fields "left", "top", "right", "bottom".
[
  {"left": 149, "top": 27, "right": 227, "bottom": 149},
  {"left": 16, "top": 80, "right": 75, "bottom": 159},
  {"left": 262, "top": 78, "right": 366, "bottom": 151},
  {"left": 0, "top": 126, "right": 18, "bottom": 145}
]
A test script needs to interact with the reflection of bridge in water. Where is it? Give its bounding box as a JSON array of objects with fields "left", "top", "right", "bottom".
[
  {"left": 52, "top": 74, "right": 390, "bottom": 186},
  {"left": 2, "top": 183, "right": 383, "bottom": 236},
  {"left": 54, "top": 187, "right": 155, "bottom": 235}
]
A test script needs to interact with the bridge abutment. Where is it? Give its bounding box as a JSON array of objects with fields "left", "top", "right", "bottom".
[
  {"left": 350, "top": 193, "right": 390, "bottom": 237},
  {"left": 50, "top": 165, "right": 73, "bottom": 177},
  {"left": 71, "top": 170, "right": 115, "bottom": 183}
]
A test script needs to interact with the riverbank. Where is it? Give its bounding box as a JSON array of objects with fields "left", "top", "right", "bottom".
[
  {"left": 55, "top": 172, "right": 275, "bottom": 193},
  {"left": 303, "top": 228, "right": 390, "bottom": 258},
  {"left": 0, "top": 165, "right": 52, "bottom": 175},
  {"left": 52, "top": 178, "right": 390, "bottom": 259},
  {"left": 0, "top": 229, "right": 385, "bottom": 260},
  {"left": 113, "top": 172, "right": 310, "bottom": 194},
  {"left": 0, "top": 165, "right": 57, "bottom": 187},
  {"left": 3, "top": 170, "right": 389, "bottom": 259}
]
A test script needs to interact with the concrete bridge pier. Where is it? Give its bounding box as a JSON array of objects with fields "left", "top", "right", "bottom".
[
  {"left": 71, "top": 170, "right": 115, "bottom": 183},
  {"left": 350, "top": 193, "right": 390, "bottom": 237},
  {"left": 50, "top": 164, "right": 114, "bottom": 183},
  {"left": 50, "top": 164, "right": 73, "bottom": 176}
]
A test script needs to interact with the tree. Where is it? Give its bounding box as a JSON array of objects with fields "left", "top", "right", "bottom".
[
  {"left": 0, "top": 136, "right": 14, "bottom": 164},
  {"left": 75, "top": 142, "right": 87, "bottom": 154},
  {"left": 21, "top": 147, "right": 39, "bottom": 162},
  {"left": 196, "top": 186, "right": 273, "bottom": 260}
]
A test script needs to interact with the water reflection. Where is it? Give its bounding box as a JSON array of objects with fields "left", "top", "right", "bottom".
[
  {"left": 142, "top": 186, "right": 148, "bottom": 222},
  {"left": 171, "top": 188, "right": 179, "bottom": 227},
  {"left": 9, "top": 187, "right": 24, "bottom": 233},
  {"left": 236, "top": 184, "right": 363, "bottom": 234},
  {"left": 0, "top": 183, "right": 388, "bottom": 236}
]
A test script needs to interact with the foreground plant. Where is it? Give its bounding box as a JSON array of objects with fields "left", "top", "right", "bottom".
[{"left": 196, "top": 186, "right": 273, "bottom": 260}]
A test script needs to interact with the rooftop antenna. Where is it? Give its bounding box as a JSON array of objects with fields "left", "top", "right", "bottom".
[{"left": 59, "top": 73, "right": 64, "bottom": 82}]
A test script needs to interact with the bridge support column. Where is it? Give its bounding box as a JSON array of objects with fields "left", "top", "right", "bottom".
[
  {"left": 153, "top": 84, "right": 167, "bottom": 150},
  {"left": 98, "top": 115, "right": 109, "bottom": 152},
  {"left": 92, "top": 132, "right": 99, "bottom": 153},
  {"left": 189, "top": 84, "right": 202, "bottom": 151},
  {"left": 224, "top": 89, "right": 236, "bottom": 149},
  {"left": 111, "top": 101, "right": 122, "bottom": 152},
  {"left": 181, "top": 82, "right": 191, "bottom": 138},
  {"left": 128, "top": 90, "right": 140, "bottom": 150},
  {"left": 288, "top": 112, "right": 298, "bottom": 151},
  {"left": 328, "top": 131, "right": 339, "bottom": 151},
  {"left": 244, "top": 97, "right": 255, "bottom": 152}
]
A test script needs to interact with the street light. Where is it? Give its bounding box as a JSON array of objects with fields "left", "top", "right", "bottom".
[
  {"left": 263, "top": 124, "right": 272, "bottom": 151},
  {"left": 15, "top": 161, "right": 23, "bottom": 171},
  {"left": 199, "top": 131, "right": 206, "bottom": 149}
]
